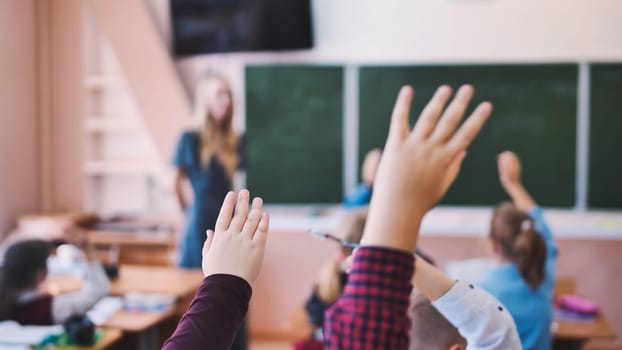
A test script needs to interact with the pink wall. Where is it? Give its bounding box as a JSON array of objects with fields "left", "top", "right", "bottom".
[
  {"left": 0, "top": 0, "right": 40, "bottom": 237},
  {"left": 48, "top": 0, "right": 84, "bottom": 211},
  {"left": 250, "top": 231, "right": 338, "bottom": 337},
  {"left": 0, "top": 0, "right": 84, "bottom": 236}
]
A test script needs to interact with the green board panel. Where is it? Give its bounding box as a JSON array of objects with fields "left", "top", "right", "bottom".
[
  {"left": 359, "top": 65, "right": 577, "bottom": 207},
  {"left": 246, "top": 65, "right": 343, "bottom": 203},
  {"left": 589, "top": 63, "right": 622, "bottom": 209}
]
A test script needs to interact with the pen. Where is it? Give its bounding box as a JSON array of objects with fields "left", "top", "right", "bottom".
[{"left": 307, "top": 229, "right": 360, "bottom": 249}]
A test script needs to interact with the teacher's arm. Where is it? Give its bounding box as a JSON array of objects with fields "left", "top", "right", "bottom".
[{"left": 174, "top": 168, "right": 188, "bottom": 212}]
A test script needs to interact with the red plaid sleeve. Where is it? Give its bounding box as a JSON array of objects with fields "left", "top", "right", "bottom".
[{"left": 324, "top": 246, "right": 415, "bottom": 350}]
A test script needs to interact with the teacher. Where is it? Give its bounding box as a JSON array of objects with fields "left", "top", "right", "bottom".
[{"left": 172, "top": 72, "right": 242, "bottom": 269}]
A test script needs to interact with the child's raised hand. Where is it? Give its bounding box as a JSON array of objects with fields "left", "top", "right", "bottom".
[
  {"left": 201, "top": 190, "right": 270, "bottom": 284},
  {"left": 498, "top": 151, "right": 522, "bottom": 190},
  {"left": 361, "top": 85, "right": 492, "bottom": 251},
  {"left": 497, "top": 151, "right": 536, "bottom": 210}
]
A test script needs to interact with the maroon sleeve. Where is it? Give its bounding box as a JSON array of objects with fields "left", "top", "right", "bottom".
[
  {"left": 324, "top": 247, "right": 415, "bottom": 350},
  {"left": 162, "top": 274, "right": 252, "bottom": 350},
  {"left": 13, "top": 294, "right": 54, "bottom": 325}
]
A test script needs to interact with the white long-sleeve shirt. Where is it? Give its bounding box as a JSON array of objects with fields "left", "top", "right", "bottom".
[
  {"left": 433, "top": 280, "right": 522, "bottom": 350},
  {"left": 51, "top": 262, "right": 110, "bottom": 323}
]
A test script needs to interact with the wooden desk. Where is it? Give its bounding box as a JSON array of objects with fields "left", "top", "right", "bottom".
[
  {"left": 108, "top": 265, "right": 203, "bottom": 301},
  {"left": 107, "top": 266, "right": 203, "bottom": 350},
  {"left": 87, "top": 230, "right": 177, "bottom": 266},
  {"left": 554, "top": 315, "right": 616, "bottom": 340},
  {"left": 103, "top": 307, "right": 177, "bottom": 333},
  {"left": 45, "top": 265, "right": 203, "bottom": 350},
  {"left": 44, "top": 265, "right": 204, "bottom": 303},
  {"left": 553, "top": 277, "right": 617, "bottom": 350}
]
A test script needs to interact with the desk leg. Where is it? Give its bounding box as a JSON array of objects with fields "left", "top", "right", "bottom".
[
  {"left": 137, "top": 326, "right": 160, "bottom": 350},
  {"left": 554, "top": 339, "right": 586, "bottom": 350},
  {"left": 109, "top": 323, "right": 171, "bottom": 350}
]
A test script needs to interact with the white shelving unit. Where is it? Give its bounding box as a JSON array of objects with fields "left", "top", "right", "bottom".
[
  {"left": 81, "top": 8, "right": 166, "bottom": 214},
  {"left": 83, "top": 117, "right": 140, "bottom": 132},
  {"left": 83, "top": 160, "right": 160, "bottom": 176}
]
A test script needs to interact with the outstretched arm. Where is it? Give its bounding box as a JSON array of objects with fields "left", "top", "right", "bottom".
[
  {"left": 324, "top": 85, "right": 492, "bottom": 349},
  {"left": 173, "top": 168, "right": 188, "bottom": 212},
  {"left": 360, "top": 85, "right": 492, "bottom": 252},
  {"left": 413, "top": 256, "right": 521, "bottom": 350},
  {"left": 497, "top": 151, "right": 556, "bottom": 267},
  {"left": 163, "top": 190, "right": 270, "bottom": 350},
  {"left": 497, "top": 151, "right": 536, "bottom": 211}
]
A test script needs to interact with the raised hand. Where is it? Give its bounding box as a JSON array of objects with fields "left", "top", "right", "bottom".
[
  {"left": 497, "top": 151, "right": 536, "bottom": 210},
  {"left": 361, "top": 85, "right": 492, "bottom": 251},
  {"left": 497, "top": 151, "right": 522, "bottom": 190},
  {"left": 201, "top": 190, "right": 270, "bottom": 284}
]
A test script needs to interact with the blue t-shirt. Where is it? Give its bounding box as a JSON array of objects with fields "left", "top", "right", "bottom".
[
  {"left": 343, "top": 183, "right": 372, "bottom": 209},
  {"left": 478, "top": 207, "right": 557, "bottom": 350}
]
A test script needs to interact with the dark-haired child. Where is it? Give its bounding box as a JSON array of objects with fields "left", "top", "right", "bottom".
[{"left": 0, "top": 239, "right": 109, "bottom": 325}]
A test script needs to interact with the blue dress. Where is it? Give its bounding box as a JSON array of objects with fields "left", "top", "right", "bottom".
[
  {"left": 478, "top": 207, "right": 557, "bottom": 350},
  {"left": 172, "top": 130, "right": 234, "bottom": 268}
]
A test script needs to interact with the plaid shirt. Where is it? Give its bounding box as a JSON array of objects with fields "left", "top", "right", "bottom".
[{"left": 324, "top": 246, "right": 415, "bottom": 350}]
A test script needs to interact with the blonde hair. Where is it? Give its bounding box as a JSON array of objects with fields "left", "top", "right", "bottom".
[
  {"left": 193, "top": 72, "right": 238, "bottom": 178},
  {"left": 316, "top": 209, "right": 367, "bottom": 303}
]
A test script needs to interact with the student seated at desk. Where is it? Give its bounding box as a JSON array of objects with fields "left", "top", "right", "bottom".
[
  {"left": 0, "top": 239, "right": 109, "bottom": 325},
  {"left": 302, "top": 209, "right": 366, "bottom": 343},
  {"left": 476, "top": 151, "right": 557, "bottom": 350},
  {"left": 343, "top": 148, "right": 381, "bottom": 208},
  {"left": 301, "top": 209, "right": 436, "bottom": 347}
]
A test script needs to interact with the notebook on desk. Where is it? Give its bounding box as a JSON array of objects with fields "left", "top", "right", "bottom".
[
  {"left": 0, "top": 321, "right": 63, "bottom": 346},
  {"left": 445, "top": 258, "right": 496, "bottom": 284}
]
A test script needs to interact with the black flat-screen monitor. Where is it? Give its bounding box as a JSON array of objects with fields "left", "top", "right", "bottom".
[{"left": 171, "top": 0, "right": 314, "bottom": 56}]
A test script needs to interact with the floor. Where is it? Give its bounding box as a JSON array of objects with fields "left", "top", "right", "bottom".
[
  {"left": 250, "top": 340, "right": 292, "bottom": 350},
  {"left": 248, "top": 339, "right": 622, "bottom": 350}
]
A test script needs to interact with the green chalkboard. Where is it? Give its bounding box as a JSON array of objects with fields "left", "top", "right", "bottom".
[
  {"left": 246, "top": 65, "right": 343, "bottom": 203},
  {"left": 589, "top": 64, "right": 622, "bottom": 209},
  {"left": 359, "top": 65, "right": 578, "bottom": 207}
]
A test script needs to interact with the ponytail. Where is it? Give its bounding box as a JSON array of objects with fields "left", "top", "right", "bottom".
[
  {"left": 490, "top": 202, "right": 547, "bottom": 289},
  {"left": 512, "top": 221, "right": 547, "bottom": 289}
]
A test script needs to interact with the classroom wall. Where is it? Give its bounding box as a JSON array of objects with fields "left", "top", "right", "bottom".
[
  {"left": 31, "top": 0, "right": 621, "bottom": 215},
  {"left": 0, "top": 0, "right": 83, "bottom": 236},
  {"left": 151, "top": 0, "right": 622, "bottom": 64},
  {"left": 174, "top": 0, "right": 622, "bottom": 89},
  {"left": 47, "top": 0, "right": 84, "bottom": 212},
  {"left": 313, "top": 0, "right": 622, "bottom": 62},
  {"left": 0, "top": 0, "right": 40, "bottom": 237},
  {"left": 56, "top": 0, "right": 622, "bottom": 215}
]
